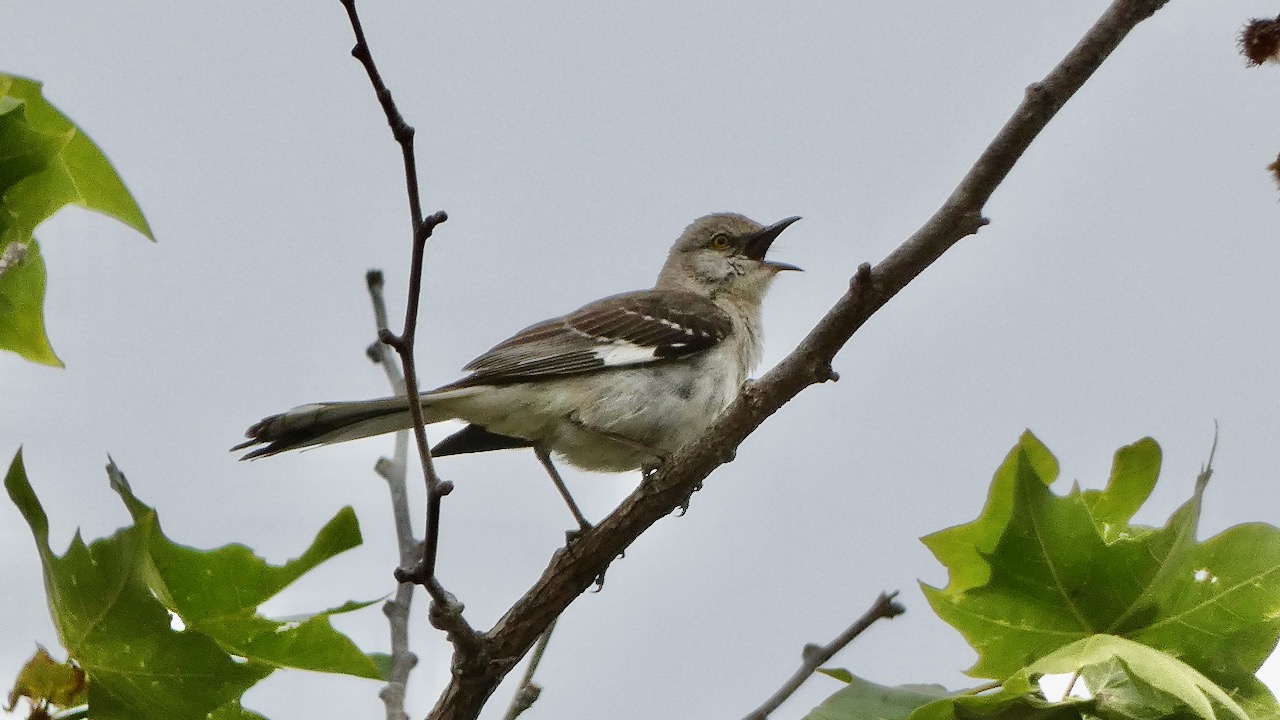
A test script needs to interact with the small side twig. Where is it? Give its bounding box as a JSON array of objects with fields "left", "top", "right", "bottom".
[
  {"left": 368, "top": 270, "right": 418, "bottom": 720},
  {"left": 741, "top": 591, "right": 904, "bottom": 720},
  {"left": 339, "top": 0, "right": 478, "bottom": 650},
  {"left": 501, "top": 620, "right": 557, "bottom": 720},
  {"left": 1197, "top": 419, "right": 1219, "bottom": 491}
]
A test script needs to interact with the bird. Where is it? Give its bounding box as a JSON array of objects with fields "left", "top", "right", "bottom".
[{"left": 234, "top": 212, "right": 800, "bottom": 523}]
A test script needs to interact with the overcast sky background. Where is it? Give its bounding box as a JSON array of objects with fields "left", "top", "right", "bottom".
[{"left": 4, "top": 2, "right": 1280, "bottom": 718}]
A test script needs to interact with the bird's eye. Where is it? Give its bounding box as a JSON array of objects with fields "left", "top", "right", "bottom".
[{"left": 710, "top": 233, "right": 732, "bottom": 251}]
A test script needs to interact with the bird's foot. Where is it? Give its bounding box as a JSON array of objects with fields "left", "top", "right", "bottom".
[
  {"left": 564, "top": 520, "right": 594, "bottom": 547},
  {"left": 676, "top": 481, "right": 704, "bottom": 516}
]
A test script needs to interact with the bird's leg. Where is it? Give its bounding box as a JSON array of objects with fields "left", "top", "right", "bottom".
[{"left": 534, "top": 446, "right": 593, "bottom": 539}]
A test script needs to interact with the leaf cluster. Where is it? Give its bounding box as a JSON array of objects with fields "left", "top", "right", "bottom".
[
  {"left": 811, "top": 432, "right": 1280, "bottom": 720},
  {"left": 4, "top": 451, "right": 385, "bottom": 720}
]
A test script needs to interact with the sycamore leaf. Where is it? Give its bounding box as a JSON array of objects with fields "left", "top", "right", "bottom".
[
  {"left": 368, "top": 653, "right": 395, "bottom": 684},
  {"left": 0, "top": 74, "right": 151, "bottom": 240},
  {"left": 1131, "top": 522, "right": 1280, "bottom": 688},
  {"left": 1030, "top": 635, "right": 1248, "bottom": 720},
  {"left": 5, "top": 646, "right": 87, "bottom": 715},
  {"left": 1081, "top": 656, "right": 1188, "bottom": 720},
  {"left": 923, "top": 446, "right": 1098, "bottom": 677},
  {"left": 1079, "top": 438, "right": 1161, "bottom": 537},
  {"left": 0, "top": 73, "right": 152, "bottom": 365},
  {"left": 921, "top": 430, "right": 1058, "bottom": 594},
  {"left": 105, "top": 460, "right": 383, "bottom": 679},
  {"left": 0, "top": 239, "right": 58, "bottom": 365},
  {"left": 106, "top": 464, "right": 382, "bottom": 679},
  {"left": 5, "top": 450, "right": 268, "bottom": 720},
  {"left": 905, "top": 635, "right": 1242, "bottom": 720},
  {"left": 921, "top": 434, "right": 1280, "bottom": 717},
  {"left": 0, "top": 92, "right": 61, "bottom": 200},
  {"left": 5, "top": 450, "right": 381, "bottom": 720},
  {"left": 803, "top": 674, "right": 951, "bottom": 720}
]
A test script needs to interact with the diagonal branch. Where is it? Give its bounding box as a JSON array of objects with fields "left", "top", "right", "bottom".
[
  {"left": 423, "top": 1, "right": 1173, "bottom": 718},
  {"left": 742, "top": 591, "right": 905, "bottom": 720}
]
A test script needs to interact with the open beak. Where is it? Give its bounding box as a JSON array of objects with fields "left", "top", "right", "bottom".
[{"left": 744, "top": 216, "right": 802, "bottom": 272}]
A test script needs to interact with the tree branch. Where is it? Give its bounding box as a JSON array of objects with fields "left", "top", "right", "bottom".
[
  {"left": 421, "top": 1, "right": 1172, "bottom": 718},
  {"left": 742, "top": 591, "right": 905, "bottom": 720},
  {"left": 338, "top": 0, "right": 479, "bottom": 655},
  {"left": 367, "top": 270, "right": 418, "bottom": 720},
  {"left": 501, "top": 620, "right": 557, "bottom": 720}
]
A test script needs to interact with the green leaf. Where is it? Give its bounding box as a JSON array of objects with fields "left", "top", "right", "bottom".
[
  {"left": 1081, "top": 656, "right": 1186, "bottom": 720},
  {"left": 0, "top": 93, "right": 62, "bottom": 197},
  {"left": 368, "top": 653, "right": 394, "bottom": 684},
  {"left": 904, "top": 638, "right": 1240, "bottom": 720},
  {"left": 1029, "top": 635, "right": 1248, "bottom": 720},
  {"left": 5, "top": 646, "right": 87, "bottom": 713},
  {"left": 5, "top": 450, "right": 268, "bottom": 720},
  {"left": 0, "top": 239, "right": 60, "bottom": 365},
  {"left": 921, "top": 435, "right": 1280, "bottom": 717},
  {"left": 803, "top": 674, "right": 951, "bottom": 720},
  {"left": 1080, "top": 438, "right": 1160, "bottom": 536},
  {"left": 1132, "top": 522, "right": 1280, "bottom": 686},
  {"left": 924, "top": 446, "right": 1097, "bottom": 678},
  {"left": 921, "top": 430, "right": 1058, "bottom": 593},
  {"left": 104, "top": 460, "right": 383, "bottom": 679},
  {"left": 5, "top": 450, "right": 381, "bottom": 720},
  {"left": 0, "top": 75, "right": 152, "bottom": 239},
  {"left": 0, "top": 73, "right": 153, "bottom": 365}
]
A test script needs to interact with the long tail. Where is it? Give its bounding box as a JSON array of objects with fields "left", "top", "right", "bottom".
[{"left": 233, "top": 389, "right": 475, "bottom": 460}]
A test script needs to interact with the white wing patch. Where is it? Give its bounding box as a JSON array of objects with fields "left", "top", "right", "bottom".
[{"left": 591, "top": 339, "right": 662, "bottom": 367}]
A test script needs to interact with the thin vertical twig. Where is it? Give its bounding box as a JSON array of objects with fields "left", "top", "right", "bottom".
[
  {"left": 338, "top": 0, "right": 481, "bottom": 653},
  {"left": 367, "top": 270, "right": 418, "bottom": 720}
]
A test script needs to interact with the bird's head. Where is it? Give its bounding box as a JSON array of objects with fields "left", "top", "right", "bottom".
[{"left": 656, "top": 213, "right": 801, "bottom": 302}]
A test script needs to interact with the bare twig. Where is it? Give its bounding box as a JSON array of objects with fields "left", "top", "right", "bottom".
[
  {"left": 501, "top": 620, "right": 557, "bottom": 720},
  {"left": 338, "top": 0, "right": 477, "bottom": 652},
  {"left": 417, "top": 2, "right": 1173, "bottom": 718},
  {"left": 367, "top": 270, "right": 418, "bottom": 720},
  {"left": 366, "top": 270, "right": 407, "bottom": 394},
  {"left": 742, "top": 591, "right": 904, "bottom": 720}
]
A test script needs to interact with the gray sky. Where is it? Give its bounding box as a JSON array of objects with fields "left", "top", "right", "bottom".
[{"left": 4, "top": 2, "right": 1280, "bottom": 718}]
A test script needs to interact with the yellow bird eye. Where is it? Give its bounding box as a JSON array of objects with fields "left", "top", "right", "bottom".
[{"left": 711, "top": 233, "right": 732, "bottom": 250}]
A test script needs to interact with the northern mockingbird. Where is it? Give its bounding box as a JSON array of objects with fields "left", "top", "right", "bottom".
[{"left": 234, "top": 212, "right": 799, "bottom": 523}]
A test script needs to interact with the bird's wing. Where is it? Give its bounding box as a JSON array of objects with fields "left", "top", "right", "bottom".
[{"left": 445, "top": 289, "right": 732, "bottom": 387}]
